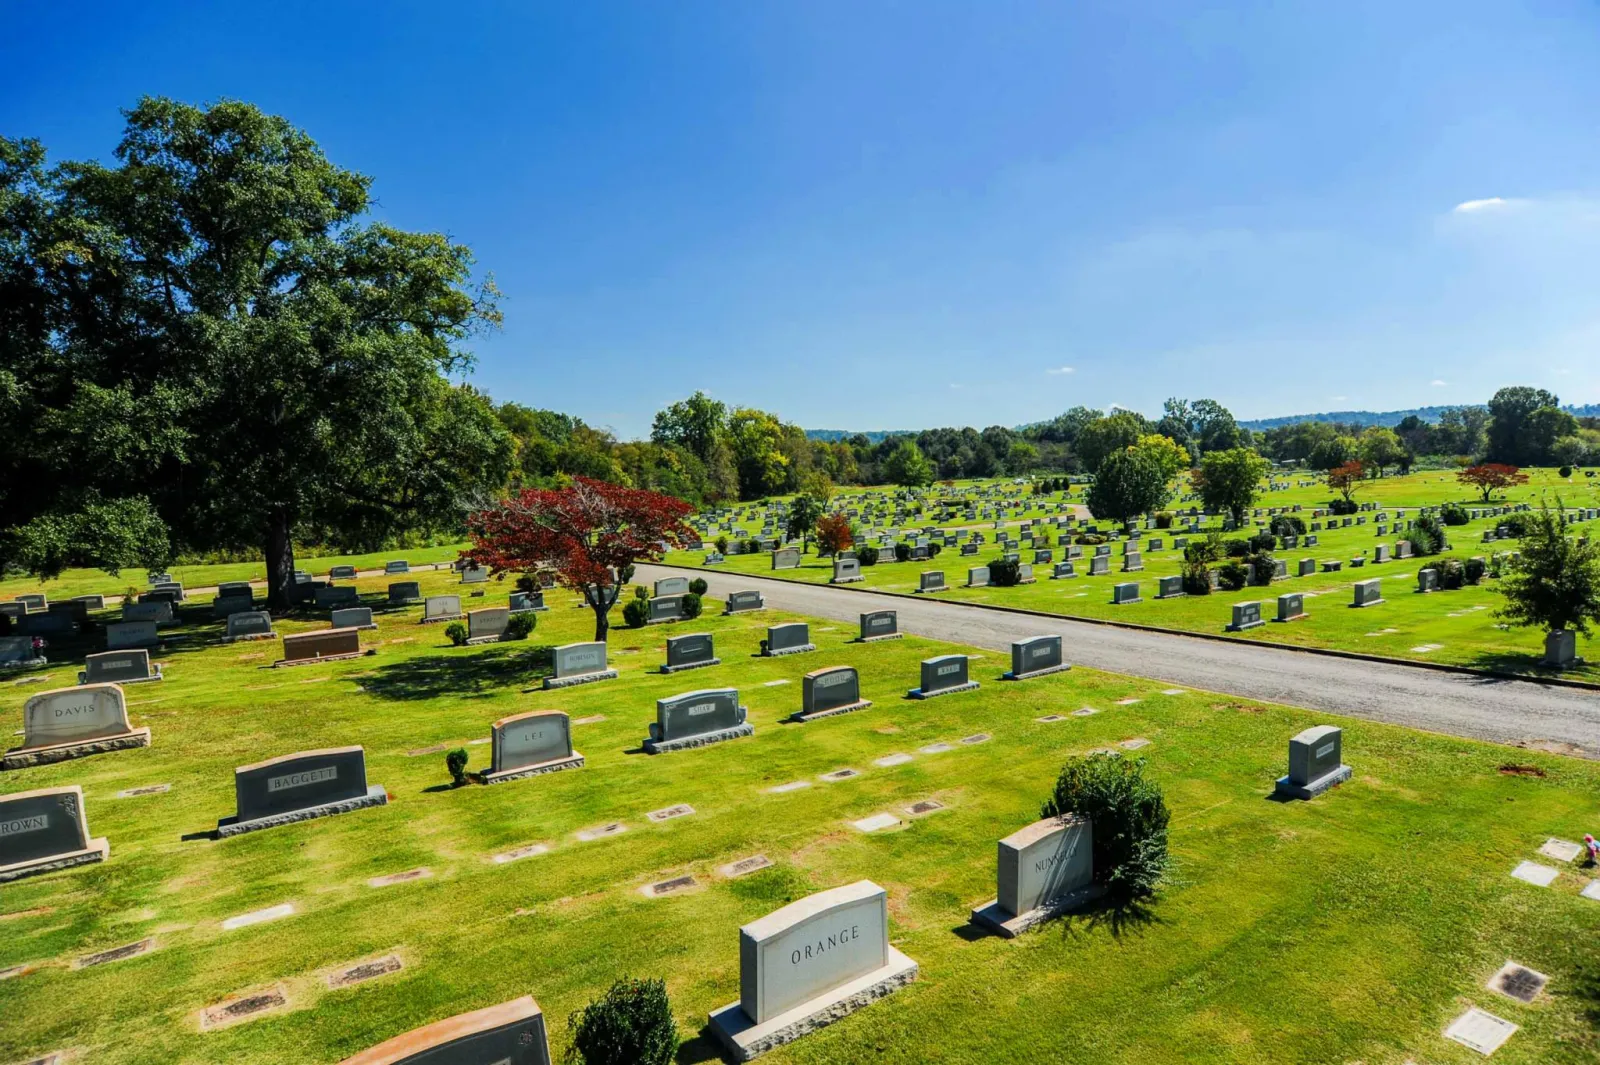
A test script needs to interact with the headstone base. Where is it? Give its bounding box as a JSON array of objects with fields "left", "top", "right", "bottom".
[
  {"left": 418, "top": 614, "right": 466, "bottom": 624},
  {"left": 761, "top": 643, "right": 816, "bottom": 657},
  {"left": 216, "top": 785, "right": 388, "bottom": 837},
  {"left": 912, "top": 586, "right": 947, "bottom": 594},
  {"left": 1273, "top": 612, "right": 1309, "bottom": 623},
  {"left": 3, "top": 727, "right": 152, "bottom": 771},
  {"left": 480, "top": 752, "right": 585, "bottom": 785},
  {"left": 969, "top": 884, "right": 1103, "bottom": 938},
  {"left": 787, "top": 699, "right": 873, "bottom": 723},
  {"left": 0, "top": 657, "right": 49, "bottom": 674},
  {"left": 707, "top": 946, "right": 918, "bottom": 1062},
  {"left": 273, "top": 650, "right": 366, "bottom": 668},
  {"left": 1155, "top": 590, "right": 1186, "bottom": 599},
  {"left": 221, "top": 633, "right": 276, "bottom": 644},
  {"left": 1349, "top": 599, "right": 1386, "bottom": 609},
  {"left": 344, "top": 622, "right": 380, "bottom": 632},
  {"left": 830, "top": 576, "right": 865, "bottom": 584},
  {"left": 857, "top": 633, "right": 904, "bottom": 643},
  {"left": 646, "top": 616, "right": 687, "bottom": 626},
  {"left": 1112, "top": 597, "right": 1143, "bottom": 605},
  {"left": 1274, "top": 764, "right": 1352, "bottom": 801},
  {"left": 1002, "top": 664, "right": 1072, "bottom": 682},
  {"left": 463, "top": 634, "right": 505, "bottom": 645},
  {"left": 1017, "top": 577, "right": 1038, "bottom": 584},
  {"left": 661, "top": 657, "right": 721, "bottom": 674},
  {"left": 77, "top": 665, "right": 163, "bottom": 685},
  {"left": 0, "top": 837, "right": 109, "bottom": 883},
  {"left": 542, "top": 669, "right": 619, "bottom": 691},
  {"left": 1226, "top": 620, "right": 1265, "bottom": 632},
  {"left": 642, "top": 722, "right": 753, "bottom": 754},
  {"left": 389, "top": 596, "right": 424, "bottom": 606},
  {"left": 906, "top": 681, "right": 981, "bottom": 700},
  {"left": 724, "top": 606, "right": 765, "bottom": 615}
]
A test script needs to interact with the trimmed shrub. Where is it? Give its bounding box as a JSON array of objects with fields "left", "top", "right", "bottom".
[
  {"left": 1465, "top": 556, "right": 1487, "bottom": 584},
  {"left": 1500, "top": 514, "right": 1530, "bottom": 538},
  {"left": 621, "top": 598, "right": 649, "bottom": 628},
  {"left": 856, "top": 545, "right": 880, "bottom": 566},
  {"left": 1437, "top": 558, "right": 1466, "bottom": 590},
  {"left": 445, "top": 748, "right": 469, "bottom": 787},
  {"left": 1249, "top": 532, "right": 1276, "bottom": 553},
  {"left": 1269, "top": 515, "right": 1307, "bottom": 538},
  {"left": 894, "top": 543, "right": 911, "bottom": 562},
  {"left": 633, "top": 585, "right": 649, "bottom": 600},
  {"left": 1246, "top": 552, "right": 1276, "bottom": 586},
  {"left": 714, "top": 536, "right": 729, "bottom": 554},
  {"left": 445, "top": 622, "right": 468, "bottom": 646},
  {"left": 680, "top": 592, "right": 702, "bottom": 619},
  {"left": 688, "top": 578, "right": 708, "bottom": 596},
  {"left": 1327, "top": 498, "right": 1359, "bottom": 516},
  {"left": 504, "top": 613, "right": 536, "bottom": 640},
  {"left": 567, "top": 976, "right": 679, "bottom": 1065},
  {"left": 1076, "top": 532, "right": 1108, "bottom": 546},
  {"left": 1180, "top": 563, "right": 1213, "bottom": 596},
  {"left": 988, "top": 558, "right": 1022, "bottom": 586},
  {"left": 1039, "top": 752, "right": 1170, "bottom": 903},
  {"left": 1155, "top": 511, "right": 1174, "bottom": 529},
  {"left": 744, "top": 538, "right": 762, "bottom": 554},
  {"left": 1224, "top": 538, "right": 1251, "bottom": 559},
  {"left": 1439, "top": 504, "right": 1469, "bottom": 526},
  {"left": 1409, "top": 515, "right": 1445, "bottom": 556},
  {"left": 1217, "top": 562, "right": 1248, "bottom": 591},
  {"left": 928, "top": 542, "right": 943, "bottom": 557},
  {"left": 1560, "top": 465, "right": 1573, "bottom": 479}
]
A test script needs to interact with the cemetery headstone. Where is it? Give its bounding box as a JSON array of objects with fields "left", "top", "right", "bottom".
[
  {"left": 831, "top": 556, "right": 863, "bottom": 583},
  {"left": 460, "top": 565, "right": 490, "bottom": 584},
  {"left": 0, "top": 784, "right": 109, "bottom": 882},
  {"left": 648, "top": 595, "right": 688, "bottom": 624},
  {"left": 707, "top": 880, "right": 916, "bottom": 1061},
  {"left": 908, "top": 654, "right": 979, "bottom": 699},
  {"left": 79, "top": 649, "right": 162, "bottom": 686},
  {"left": 5, "top": 684, "right": 150, "bottom": 770},
  {"left": 725, "top": 590, "right": 765, "bottom": 614},
  {"left": 543, "top": 642, "right": 618, "bottom": 689},
  {"left": 663, "top": 632, "right": 720, "bottom": 672},
  {"left": 218, "top": 745, "right": 387, "bottom": 837},
  {"left": 1004, "top": 635, "right": 1069, "bottom": 680},
  {"left": 645, "top": 687, "right": 752, "bottom": 753},
  {"left": 422, "top": 595, "right": 465, "bottom": 623},
  {"left": 1274, "top": 725, "right": 1351, "bottom": 799},
  {"left": 224, "top": 610, "right": 276, "bottom": 643},
  {"left": 1112, "top": 582, "right": 1141, "bottom": 605},
  {"left": 0, "top": 635, "right": 48, "bottom": 672},
  {"left": 970, "top": 815, "right": 1096, "bottom": 937},
  {"left": 337, "top": 997, "right": 551, "bottom": 1065},
  {"left": 967, "top": 565, "right": 990, "bottom": 587},
  {"left": 762, "top": 622, "right": 815, "bottom": 657},
  {"left": 792, "top": 666, "right": 871, "bottom": 721},
  {"left": 1155, "top": 575, "right": 1184, "bottom": 599},
  {"left": 858, "top": 610, "right": 901, "bottom": 642},
  {"left": 277, "top": 628, "right": 364, "bottom": 667},
  {"left": 383, "top": 560, "right": 411, "bottom": 575},
  {"left": 654, "top": 576, "right": 690, "bottom": 597},
  {"left": 482, "top": 710, "right": 583, "bottom": 784},
  {"left": 105, "top": 620, "right": 160, "bottom": 651},
  {"left": 1352, "top": 578, "right": 1384, "bottom": 608},
  {"left": 1227, "top": 601, "right": 1264, "bottom": 632},
  {"left": 314, "top": 585, "right": 359, "bottom": 610},
  {"left": 331, "top": 606, "right": 377, "bottom": 632},
  {"left": 329, "top": 565, "right": 358, "bottom": 580},
  {"left": 1275, "top": 593, "right": 1308, "bottom": 623},
  {"left": 388, "top": 581, "right": 423, "bottom": 605},
  {"left": 771, "top": 547, "right": 802, "bottom": 570},
  {"left": 465, "top": 607, "right": 510, "bottom": 644}
]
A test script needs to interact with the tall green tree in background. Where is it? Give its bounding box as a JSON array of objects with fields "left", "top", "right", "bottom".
[
  {"left": 1194, "top": 448, "right": 1269, "bottom": 526},
  {"left": 1486, "top": 386, "right": 1569, "bottom": 466},
  {"left": 0, "top": 99, "right": 512, "bottom": 607},
  {"left": 1075, "top": 411, "right": 1145, "bottom": 473},
  {"left": 882, "top": 439, "right": 935, "bottom": 487}
]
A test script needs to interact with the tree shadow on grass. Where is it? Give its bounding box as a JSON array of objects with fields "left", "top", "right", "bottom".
[
  {"left": 361, "top": 645, "right": 555, "bottom": 701},
  {"left": 1060, "top": 893, "right": 1162, "bottom": 941},
  {"left": 1463, "top": 648, "right": 1573, "bottom": 679}
]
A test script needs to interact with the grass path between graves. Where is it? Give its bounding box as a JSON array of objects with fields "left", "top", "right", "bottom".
[{"left": 3, "top": 569, "right": 1600, "bottom": 1064}]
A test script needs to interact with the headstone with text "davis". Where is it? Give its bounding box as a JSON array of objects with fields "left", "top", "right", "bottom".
[
  {"left": 5, "top": 683, "right": 150, "bottom": 770},
  {"left": 708, "top": 880, "right": 917, "bottom": 1062}
]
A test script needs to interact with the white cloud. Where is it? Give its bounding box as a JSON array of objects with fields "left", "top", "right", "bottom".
[
  {"left": 1453, "top": 197, "right": 1510, "bottom": 214},
  {"left": 1046, "top": 366, "right": 1075, "bottom": 375},
  {"left": 1330, "top": 396, "right": 1348, "bottom": 402},
  {"left": 948, "top": 383, "right": 963, "bottom": 390},
  {"left": 1430, "top": 379, "right": 1447, "bottom": 387}
]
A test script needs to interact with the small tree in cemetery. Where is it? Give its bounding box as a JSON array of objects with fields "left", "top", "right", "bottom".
[
  {"left": 567, "top": 976, "right": 679, "bottom": 1065},
  {"left": 1326, "top": 460, "right": 1365, "bottom": 509},
  {"left": 1040, "top": 752, "right": 1171, "bottom": 903},
  {"left": 814, "top": 511, "right": 853, "bottom": 556},
  {"left": 445, "top": 748, "right": 470, "bottom": 787},
  {"left": 467, "top": 477, "right": 693, "bottom": 642},
  {"left": 1085, "top": 448, "right": 1169, "bottom": 523},
  {"left": 1497, "top": 499, "right": 1600, "bottom": 649},
  {"left": 1458, "top": 462, "right": 1530, "bottom": 503},
  {"left": 1193, "top": 447, "right": 1270, "bottom": 527},
  {"left": 785, "top": 493, "right": 824, "bottom": 553}
]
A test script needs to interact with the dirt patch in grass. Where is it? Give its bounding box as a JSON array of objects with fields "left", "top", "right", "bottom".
[{"left": 1498, "top": 763, "right": 1547, "bottom": 778}]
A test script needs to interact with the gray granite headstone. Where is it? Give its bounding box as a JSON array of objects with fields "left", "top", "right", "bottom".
[
  {"left": 1274, "top": 725, "right": 1351, "bottom": 799},
  {"left": 331, "top": 606, "right": 376, "bottom": 631},
  {"left": 654, "top": 576, "right": 690, "bottom": 597},
  {"left": 81, "top": 650, "right": 158, "bottom": 685},
  {"left": 0, "top": 785, "right": 107, "bottom": 880},
  {"left": 910, "top": 654, "right": 977, "bottom": 698},
  {"left": 388, "top": 581, "right": 422, "bottom": 604},
  {"left": 796, "top": 666, "right": 868, "bottom": 719},
  {"left": 486, "top": 710, "right": 581, "bottom": 781},
  {"left": 225, "top": 610, "right": 275, "bottom": 641},
  {"left": 859, "top": 610, "right": 899, "bottom": 641},
  {"left": 223, "top": 745, "right": 385, "bottom": 835},
  {"left": 1228, "top": 601, "right": 1264, "bottom": 631},
  {"left": 665, "top": 632, "right": 718, "bottom": 671},
  {"left": 765, "top": 622, "right": 813, "bottom": 656},
  {"left": 337, "top": 996, "right": 551, "bottom": 1065},
  {"left": 647, "top": 688, "right": 751, "bottom": 752},
  {"left": 1005, "top": 635, "right": 1067, "bottom": 680}
]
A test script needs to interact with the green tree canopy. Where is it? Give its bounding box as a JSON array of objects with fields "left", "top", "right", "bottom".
[
  {"left": 1075, "top": 412, "right": 1145, "bottom": 473},
  {"left": 1194, "top": 448, "right": 1269, "bottom": 525},
  {"left": 1497, "top": 499, "right": 1600, "bottom": 638},
  {"left": 1086, "top": 448, "right": 1171, "bottom": 523},
  {"left": 882, "top": 439, "right": 935, "bottom": 487}
]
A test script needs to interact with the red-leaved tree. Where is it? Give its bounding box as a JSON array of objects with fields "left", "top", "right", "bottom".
[
  {"left": 815, "top": 512, "right": 853, "bottom": 557},
  {"left": 1327, "top": 460, "right": 1365, "bottom": 504},
  {"left": 466, "top": 478, "right": 694, "bottom": 641},
  {"left": 1458, "top": 463, "right": 1529, "bottom": 503}
]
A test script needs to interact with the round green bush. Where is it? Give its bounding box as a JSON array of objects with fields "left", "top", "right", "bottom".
[
  {"left": 1039, "top": 752, "right": 1170, "bottom": 902},
  {"left": 928, "top": 541, "right": 943, "bottom": 556},
  {"left": 1224, "top": 538, "right": 1251, "bottom": 559},
  {"left": 445, "top": 747, "right": 469, "bottom": 787},
  {"left": 688, "top": 578, "right": 708, "bottom": 596},
  {"left": 567, "top": 977, "right": 679, "bottom": 1065},
  {"left": 1410, "top": 515, "right": 1445, "bottom": 556},
  {"left": 856, "top": 545, "right": 880, "bottom": 566},
  {"left": 1439, "top": 504, "right": 1469, "bottom": 526},
  {"left": 680, "top": 592, "right": 702, "bottom": 619},
  {"left": 504, "top": 613, "right": 536, "bottom": 640},
  {"left": 1246, "top": 552, "right": 1276, "bottom": 586},
  {"left": 515, "top": 574, "right": 538, "bottom": 594},
  {"left": 1560, "top": 465, "right": 1573, "bottom": 478},
  {"left": 444, "top": 622, "right": 468, "bottom": 646},
  {"left": 1465, "top": 556, "right": 1487, "bottom": 584},
  {"left": 1154, "top": 511, "right": 1174, "bottom": 529},
  {"left": 621, "top": 598, "right": 649, "bottom": 628},
  {"left": 1327, "top": 498, "right": 1359, "bottom": 516},
  {"left": 1269, "top": 514, "right": 1306, "bottom": 538},
  {"left": 988, "top": 558, "right": 1021, "bottom": 586},
  {"left": 1217, "top": 561, "right": 1248, "bottom": 591},
  {"left": 714, "top": 536, "right": 729, "bottom": 554}
]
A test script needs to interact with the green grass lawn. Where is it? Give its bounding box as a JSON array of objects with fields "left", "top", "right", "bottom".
[
  {"left": 673, "top": 469, "right": 1600, "bottom": 680},
  {"left": 3, "top": 568, "right": 1599, "bottom": 1063}
]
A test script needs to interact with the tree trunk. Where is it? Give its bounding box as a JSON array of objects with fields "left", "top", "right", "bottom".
[
  {"left": 264, "top": 510, "right": 296, "bottom": 613},
  {"left": 592, "top": 600, "right": 609, "bottom": 643}
]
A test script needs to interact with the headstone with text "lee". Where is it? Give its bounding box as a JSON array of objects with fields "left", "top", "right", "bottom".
[{"left": 482, "top": 710, "right": 583, "bottom": 784}]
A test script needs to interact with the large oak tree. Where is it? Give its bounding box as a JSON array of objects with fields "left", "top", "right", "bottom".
[{"left": 0, "top": 98, "right": 511, "bottom": 608}]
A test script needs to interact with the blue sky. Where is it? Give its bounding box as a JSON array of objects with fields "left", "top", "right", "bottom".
[{"left": 5, "top": 2, "right": 1600, "bottom": 436}]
